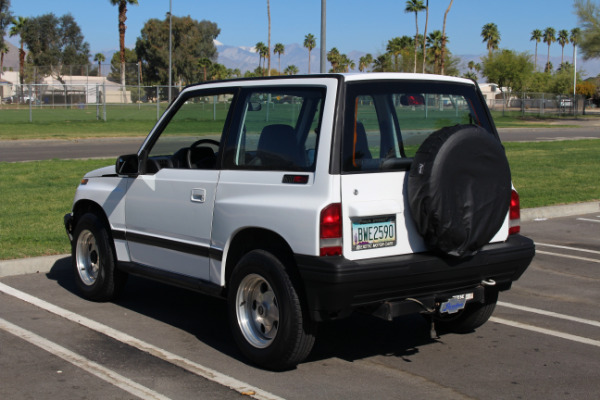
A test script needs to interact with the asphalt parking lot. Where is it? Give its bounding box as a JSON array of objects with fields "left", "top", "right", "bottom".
[{"left": 1, "top": 212, "right": 599, "bottom": 399}]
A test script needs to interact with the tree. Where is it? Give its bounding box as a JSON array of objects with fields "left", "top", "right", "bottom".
[
  {"left": 198, "top": 58, "right": 212, "bottom": 81},
  {"left": 303, "top": 33, "right": 316, "bottom": 74},
  {"left": 426, "top": 30, "right": 444, "bottom": 74},
  {"left": 136, "top": 16, "right": 220, "bottom": 85},
  {"left": 107, "top": 48, "right": 137, "bottom": 84},
  {"left": 327, "top": 47, "right": 340, "bottom": 72},
  {"left": 109, "top": 0, "right": 139, "bottom": 90},
  {"left": 543, "top": 27, "right": 556, "bottom": 71},
  {"left": 9, "top": 16, "right": 26, "bottom": 86},
  {"left": 387, "top": 37, "right": 403, "bottom": 71},
  {"left": 574, "top": 0, "right": 600, "bottom": 59},
  {"left": 372, "top": 53, "right": 392, "bottom": 72},
  {"left": 530, "top": 29, "right": 543, "bottom": 70},
  {"left": 273, "top": 43, "right": 284, "bottom": 75},
  {"left": 405, "top": 0, "right": 425, "bottom": 73},
  {"left": 481, "top": 23, "right": 500, "bottom": 55},
  {"left": 0, "top": 0, "right": 11, "bottom": 60},
  {"left": 577, "top": 80, "right": 596, "bottom": 98},
  {"left": 421, "top": 0, "right": 429, "bottom": 73},
  {"left": 557, "top": 29, "right": 570, "bottom": 65},
  {"left": 266, "top": 0, "right": 271, "bottom": 76},
  {"left": 0, "top": 41, "right": 7, "bottom": 78},
  {"left": 94, "top": 53, "right": 105, "bottom": 77},
  {"left": 20, "top": 13, "right": 90, "bottom": 84},
  {"left": 283, "top": 64, "right": 298, "bottom": 75},
  {"left": 571, "top": 27, "right": 581, "bottom": 67},
  {"left": 255, "top": 41, "right": 267, "bottom": 72},
  {"left": 359, "top": 53, "right": 373, "bottom": 72},
  {"left": 440, "top": 0, "right": 454, "bottom": 75},
  {"left": 482, "top": 49, "right": 534, "bottom": 105}
]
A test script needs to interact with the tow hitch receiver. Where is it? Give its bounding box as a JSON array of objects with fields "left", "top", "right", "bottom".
[{"left": 439, "top": 293, "right": 474, "bottom": 314}]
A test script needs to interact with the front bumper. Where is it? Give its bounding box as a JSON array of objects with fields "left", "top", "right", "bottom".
[{"left": 295, "top": 234, "right": 535, "bottom": 321}]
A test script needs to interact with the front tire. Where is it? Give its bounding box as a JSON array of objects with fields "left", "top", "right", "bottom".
[
  {"left": 72, "top": 213, "right": 127, "bottom": 301},
  {"left": 228, "top": 250, "right": 315, "bottom": 370}
]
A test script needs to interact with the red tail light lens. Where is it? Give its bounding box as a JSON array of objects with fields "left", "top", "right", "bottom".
[
  {"left": 509, "top": 190, "right": 521, "bottom": 235},
  {"left": 320, "top": 203, "right": 342, "bottom": 256}
]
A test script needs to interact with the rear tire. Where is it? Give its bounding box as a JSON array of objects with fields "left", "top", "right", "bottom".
[
  {"left": 435, "top": 289, "right": 498, "bottom": 333},
  {"left": 72, "top": 213, "right": 127, "bottom": 301},
  {"left": 228, "top": 250, "right": 315, "bottom": 371}
]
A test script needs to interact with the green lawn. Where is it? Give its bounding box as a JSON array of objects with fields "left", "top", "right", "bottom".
[{"left": 1, "top": 139, "right": 598, "bottom": 260}]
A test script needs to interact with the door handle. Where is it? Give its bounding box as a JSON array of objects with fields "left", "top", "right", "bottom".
[{"left": 191, "top": 188, "right": 206, "bottom": 203}]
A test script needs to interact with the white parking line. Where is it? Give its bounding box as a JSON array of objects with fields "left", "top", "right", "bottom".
[
  {"left": 535, "top": 250, "right": 600, "bottom": 264},
  {"left": 498, "top": 302, "right": 600, "bottom": 328},
  {"left": 0, "top": 318, "right": 171, "bottom": 400},
  {"left": 490, "top": 317, "right": 600, "bottom": 348},
  {"left": 535, "top": 242, "right": 600, "bottom": 255},
  {"left": 577, "top": 218, "right": 600, "bottom": 223},
  {"left": 0, "top": 282, "right": 284, "bottom": 400}
]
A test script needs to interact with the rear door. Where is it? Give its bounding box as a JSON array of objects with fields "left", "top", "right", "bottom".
[{"left": 340, "top": 80, "right": 501, "bottom": 260}]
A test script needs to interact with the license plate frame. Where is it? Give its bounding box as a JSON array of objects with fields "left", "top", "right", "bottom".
[{"left": 351, "top": 215, "right": 396, "bottom": 251}]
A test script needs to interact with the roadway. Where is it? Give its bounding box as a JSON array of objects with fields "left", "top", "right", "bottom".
[
  {"left": 1, "top": 213, "right": 599, "bottom": 399},
  {"left": 1, "top": 126, "right": 600, "bottom": 162}
]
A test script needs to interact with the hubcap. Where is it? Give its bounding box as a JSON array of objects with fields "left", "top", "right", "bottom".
[
  {"left": 76, "top": 229, "right": 100, "bottom": 286},
  {"left": 235, "top": 273, "right": 279, "bottom": 348}
]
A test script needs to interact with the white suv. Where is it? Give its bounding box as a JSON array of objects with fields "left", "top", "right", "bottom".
[{"left": 65, "top": 73, "right": 535, "bottom": 370}]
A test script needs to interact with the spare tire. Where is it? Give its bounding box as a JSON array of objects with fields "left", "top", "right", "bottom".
[{"left": 408, "top": 124, "right": 511, "bottom": 257}]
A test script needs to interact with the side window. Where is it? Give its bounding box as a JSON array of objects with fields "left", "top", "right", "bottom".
[
  {"left": 225, "top": 88, "right": 325, "bottom": 171},
  {"left": 145, "top": 92, "right": 234, "bottom": 173}
]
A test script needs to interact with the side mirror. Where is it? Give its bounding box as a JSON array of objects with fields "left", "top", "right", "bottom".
[{"left": 116, "top": 154, "right": 140, "bottom": 176}]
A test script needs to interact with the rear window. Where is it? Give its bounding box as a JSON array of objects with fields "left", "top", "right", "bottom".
[{"left": 342, "top": 81, "right": 494, "bottom": 173}]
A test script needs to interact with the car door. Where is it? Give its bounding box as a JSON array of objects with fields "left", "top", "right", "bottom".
[{"left": 124, "top": 89, "right": 236, "bottom": 280}]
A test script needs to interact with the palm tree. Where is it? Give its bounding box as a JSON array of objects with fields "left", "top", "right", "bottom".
[
  {"left": 273, "top": 43, "right": 285, "bottom": 75},
  {"left": 426, "top": 30, "right": 444, "bottom": 74},
  {"left": 198, "top": 58, "right": 212, "bottom": 81},
  {"left": 259, "top": 44, "right": 269, "bottom": 75},
  {"left": 327, "top": 48, "right": 341, "bottom": 72},
  {"left": 557, "top": 29, "right": 570, "bottom": 65},
  {"left": 440, "top": 0, "right": 454, "bottom": 75},
  {"left": 543, "top": 27, "right": 556, "bottom": 72},
  {"left": 255, "top": 42, "right": 267, "bottom": 73},
  {"left": 421, "top": 0, "right": 429, "bottom": 73},
  {"left": 387, "top": 37, "right": 403, "bottom": 71},
  {"left": 481, "top": 23, "right": 500, "bottom": 55},
  {"left": 359, "top": 54, "right": 373, "bottom": 72},
  {"left": 266, "top": 0, "right": 271, "bottom": 76},
  {"left": 109, "top": 0, "right": 139, "bottom": 89},
  {"left": 283, "top": 64, "right": 299, "bottom": 75},
  {"left": 304, "top": 33, "right": 316, "bottom": 74},
  {"left": 9, "top": 16, "right": 26, "bottom": 86},
  {"left": 0, "top": 42, "right": 7, "bottom": 78},
  {"left": 93, "top": 53, "right": 105, "bottom": 77},
  {"left": 405, "top": 0, "right": 425, "bottom": 73},
  {"left": 530, "top": 29, "right": 542, "bottom": 71},
  {"left": 570, "top": 28, "right": 581, "bottom": 68}
]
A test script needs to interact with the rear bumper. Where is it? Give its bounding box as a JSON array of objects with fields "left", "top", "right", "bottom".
[{"left": 295, "top": 234, "right": 535, "bottom": 321}]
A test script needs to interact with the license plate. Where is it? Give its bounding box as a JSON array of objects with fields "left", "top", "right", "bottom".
[
  {"left": 352, "top": 215, "right": 396, "bottom": 251},
  {"left": 440, "top": 293, "right": 473, "bottom": 314}
]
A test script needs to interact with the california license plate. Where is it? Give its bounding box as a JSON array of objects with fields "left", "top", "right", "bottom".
[{"left": 352, "top": 215, "right": 396, "bottom": 251}]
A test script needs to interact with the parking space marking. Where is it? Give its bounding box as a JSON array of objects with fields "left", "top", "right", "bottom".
[
  {"left": 0, "top": 318, "right": 171, "bottom": 400},
  {"left": 535, "top": 250, "right": 600, "bottom": 264},
  {"left": 0, "top": 282, "right": 284, "bottom": 400},
  {"left": 498, "top": 302, "right": 600, "bottom": 328},
  {"left": 490, "top": 317, "right": 600, "bottom": 348},
  {"left": 577, "top": 218, "right": 600, "bottom": 223},
  {"left": 536, "top": 242, "right": 600, "bottom": 255}
]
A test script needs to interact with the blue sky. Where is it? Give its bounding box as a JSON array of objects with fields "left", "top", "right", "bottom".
[{"left": 7, "top": 0, "right": 581, "bottom": 58}]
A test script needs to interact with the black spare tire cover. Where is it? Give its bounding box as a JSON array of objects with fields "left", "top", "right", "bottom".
[{"left": 408, "top": 124, "right": 511, "bottom": 257}]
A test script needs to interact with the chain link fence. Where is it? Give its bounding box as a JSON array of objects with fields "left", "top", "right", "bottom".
[{"left": 484, "top": 93, "right": 588, "bottom": 117}]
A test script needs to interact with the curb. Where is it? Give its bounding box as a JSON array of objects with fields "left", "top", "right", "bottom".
[{"left": 1, "top": 201, "right": 599, "bottom": 279}]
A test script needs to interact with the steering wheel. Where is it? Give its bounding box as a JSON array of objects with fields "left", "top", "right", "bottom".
[{"left": 186, "top": 138, "right": 220, "bottom": 168}]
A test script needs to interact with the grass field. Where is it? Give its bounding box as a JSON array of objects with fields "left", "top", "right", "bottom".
[{"left": 1, "top": 139, "right": 598, "bottom": 260}]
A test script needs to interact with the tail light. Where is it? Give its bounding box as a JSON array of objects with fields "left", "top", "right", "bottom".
[
  {"left": 320, "top": 203, "right": 342, "bottom": 256},
  {"left": 509, "top": 190, "right": 521, "bottom": 235}
]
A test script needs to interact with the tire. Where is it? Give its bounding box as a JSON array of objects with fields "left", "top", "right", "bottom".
[
  {"left": 435, "top": 288, "right": 498, "bottom": 333},
  {"left": 408, "top": 124, "right": 512, "bottom": 257},
  {"left": 228, "top": 250, "right": 316, "bottom": 371},
  {"left": 72, "top": 213, "right": 127, "bottom": 301}
]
